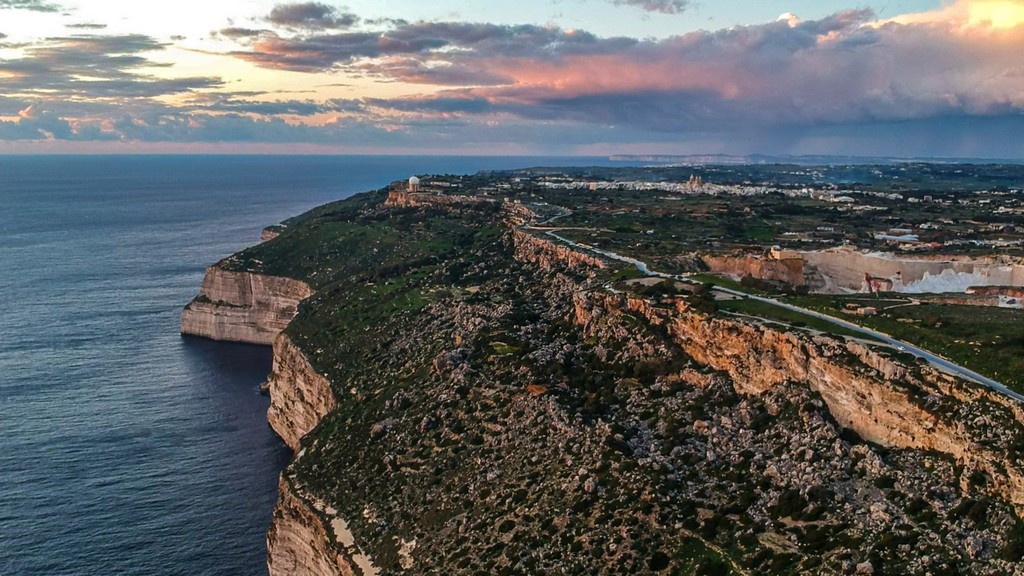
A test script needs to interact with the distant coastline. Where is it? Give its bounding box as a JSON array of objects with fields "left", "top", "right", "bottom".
[{"left": 610, "top": 153, "right": 1024, "bottom": 166}]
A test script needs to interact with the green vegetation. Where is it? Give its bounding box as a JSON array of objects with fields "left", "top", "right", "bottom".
[
  {"left": 214, "top": 166, "right": 1024, "bottom": 575},
  {"left": 786, "top": 295, "right": 1024, "bottom": 390},
  {"left": 717, "top": 298, "right": 867, "bottom": 340},
  {"left": 689, "top": 273, "right": 750, "bottom": 293},
  {"left": 505, "top": 162, "right": 1024, "bottom": 269},
  {"left": 1002, "top": 520, "right": 1024, "bottom": 561}
]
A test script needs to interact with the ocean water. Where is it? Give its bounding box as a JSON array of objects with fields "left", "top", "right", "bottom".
[{"left": 0, "top": 155, "right": 622, "bottom": 576}]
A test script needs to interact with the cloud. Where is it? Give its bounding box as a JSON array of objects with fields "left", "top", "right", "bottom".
[
  {"left": 0, "top": 0, "right": 60, "bottom": 12},
  {"left": 216, "top": 27, "right": 270, "bottom": 39},
  {"left": 190, "top": 94, "right": 363, "bottom": 116},
  {"left": 233, "top": 21, "right": 632, "bottom": 74},
  {"left": 267, "top": 2, "right": 359, "bottom": 30},
  {"left": 2, "top": 89, "right": 1023, "bottom": 158},
  {"left": 0, "top": 105, "right": 75, "bottom": 140},
  {"left": 611, "top": 0, "right": 689, "bottom": 15},
  {"left": 225, "top": 6, "right": 1024, "bottom": 136},
  {"left": 0, "top": 34, "right": 222, "bottom": 99},
  {"left": 4, "top": 1, "right": 1024, "bottom": 157},
  {"left": 882, "top": 0, "right": 1024, "bottom": 29}
]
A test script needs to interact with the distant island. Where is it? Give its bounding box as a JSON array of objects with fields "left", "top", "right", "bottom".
[{"left": 184, "top": 164, "right": 1024, "bottom": 575}]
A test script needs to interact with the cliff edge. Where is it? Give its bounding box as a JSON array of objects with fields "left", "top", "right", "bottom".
[
  {"left": 264, "top": 334, "right": 336, "bottom": 452},
  {"left": 186, "top": 184, "right": 1024, "bottom": 575},
  {"left": 180, "top": 266, "right": 312, "bottom": 345}
]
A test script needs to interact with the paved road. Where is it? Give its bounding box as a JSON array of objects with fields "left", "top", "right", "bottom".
[
  {"left": 714, "top": 286, "right": 1024, "bottom": 404},
  {"left": 532, "top": 226, "right": 1024, "bottom": 404}
]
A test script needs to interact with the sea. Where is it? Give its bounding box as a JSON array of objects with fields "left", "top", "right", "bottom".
[{"left": 0, "top": 155, "right": 627, "bottom": 576}]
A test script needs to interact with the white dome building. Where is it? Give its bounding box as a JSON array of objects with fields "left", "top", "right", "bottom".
[{"left": 408, "top": 176, "right": 421, "bottom": 192}]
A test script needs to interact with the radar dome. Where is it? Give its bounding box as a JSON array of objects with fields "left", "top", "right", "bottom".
[{"left": 409, "top": 176, "right": 421, "bottom": 185}]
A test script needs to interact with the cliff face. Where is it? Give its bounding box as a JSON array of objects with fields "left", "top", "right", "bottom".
[
  {"left": 264, "top": 335, "right": 337, "bottom": 452},
  {"left": 511, "top": 229, "right": 606, "bottom": 270},
  {"left": 523, "top": 233, "right": 1024, "bottom": 509},
  {"left": 181, "top": 264, "right": 344, "bottom": 572},
  {"left": 180, "top": 267, "right": 312, "bottom": 345},
  {"left": 268, "top": 478, "right": 362, "bottom": 576},
  {"left": 576, "top": 291, "right": 1024, "bottom": 509},
  {"left": 702, "top": 254, "right": 805, "bottom": 286},
  {"left": 802, "top": 247, "right": 1024, "bottom": 292}
]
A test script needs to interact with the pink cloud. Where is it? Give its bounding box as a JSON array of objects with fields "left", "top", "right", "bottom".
[{"left": 334, "top": 7, "right": 1024, "bottom": 131}]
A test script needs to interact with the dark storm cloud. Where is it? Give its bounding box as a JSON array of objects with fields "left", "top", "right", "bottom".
[
  {"left": 268, "top": 2, "right": 359, "bottom": 30},
  {"left": 0, "top": 0, "right": 60, "bottom": 12},
  {"left": 611, "top": 0, "right": 689, "bottom": 15}
]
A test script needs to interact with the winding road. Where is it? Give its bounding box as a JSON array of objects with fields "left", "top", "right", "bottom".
[{"left": 529, "top": 217, "right": 1024, "bottom": 405}]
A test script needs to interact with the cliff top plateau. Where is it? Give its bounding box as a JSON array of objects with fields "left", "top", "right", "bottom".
[{"left": 183, "top": 166, "right": 1024, "bottom": 576}]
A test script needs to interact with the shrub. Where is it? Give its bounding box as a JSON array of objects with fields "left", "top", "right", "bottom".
[
  {"left": 773, "top": 489, "right": 807, "bottom": 519},
  {"left": 1000, "top": 520, "right": 1024, "bottom": 561},
  {"left": 647, "top": 551, "right": 670, "bottom": 571}
]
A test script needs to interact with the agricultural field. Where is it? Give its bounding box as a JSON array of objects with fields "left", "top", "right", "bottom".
[{"left": 785, "top": 294, "right": 1024, "bottom": 390}]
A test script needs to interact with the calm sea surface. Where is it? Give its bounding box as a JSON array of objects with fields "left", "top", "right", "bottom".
[{"left": 0, "top": 155, "right": 623, "bottom": 576}]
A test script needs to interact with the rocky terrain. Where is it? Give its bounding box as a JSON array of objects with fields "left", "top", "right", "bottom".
[
  {"left": 185, "top": 184, "right": 1024, "bottom": 575},
  {"left": 702, "top": 254, "right": 806, "bottom": 288}
]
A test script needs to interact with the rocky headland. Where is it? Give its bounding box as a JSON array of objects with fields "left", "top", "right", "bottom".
[
  {"left": 180, "top": 266, "right": 311, "bottom": 345},
  {"left": 183, "top": 184, "right": 1024, "bottom": 575}
]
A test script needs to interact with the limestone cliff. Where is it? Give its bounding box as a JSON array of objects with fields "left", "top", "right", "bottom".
[
  {"left": 180, "top": 267, "right": 312, "bottom": 345},
  {"left": 264, "top": 335, "right": 337, "bottom": 452},
  {"left": 511, "top": 229, "right": 606, "bottom": 270},
  {"left": 575, "top": 290, "right": 1024, "bottom": 510},
  {"left": 264, "top": 338, "right": 378, "bottom": 576},
  {"left": 261, "top": 227, "right": 283, "bottom": 242},
  {"left": 268, "top": 478, "right": 364, "bottom": 576},
  {"left": 702, "top": 253, "right": 805, "bottom": 286}
]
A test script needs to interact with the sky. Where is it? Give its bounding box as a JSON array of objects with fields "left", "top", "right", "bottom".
[{"left": 1, "top": 0, "right": 1023, "bottom": 157}]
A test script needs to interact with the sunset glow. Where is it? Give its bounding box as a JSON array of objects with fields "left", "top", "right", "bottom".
[
  {"left": 0, "top": 0, "right": 1022, "bottom": 157},
  {"left": 968, "top": 0, "right": 1024, "bottom": 27}
]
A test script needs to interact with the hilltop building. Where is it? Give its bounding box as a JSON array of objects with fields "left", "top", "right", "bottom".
[{"left": 386, "top": 176, "right": 425, "bottom": 207}]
